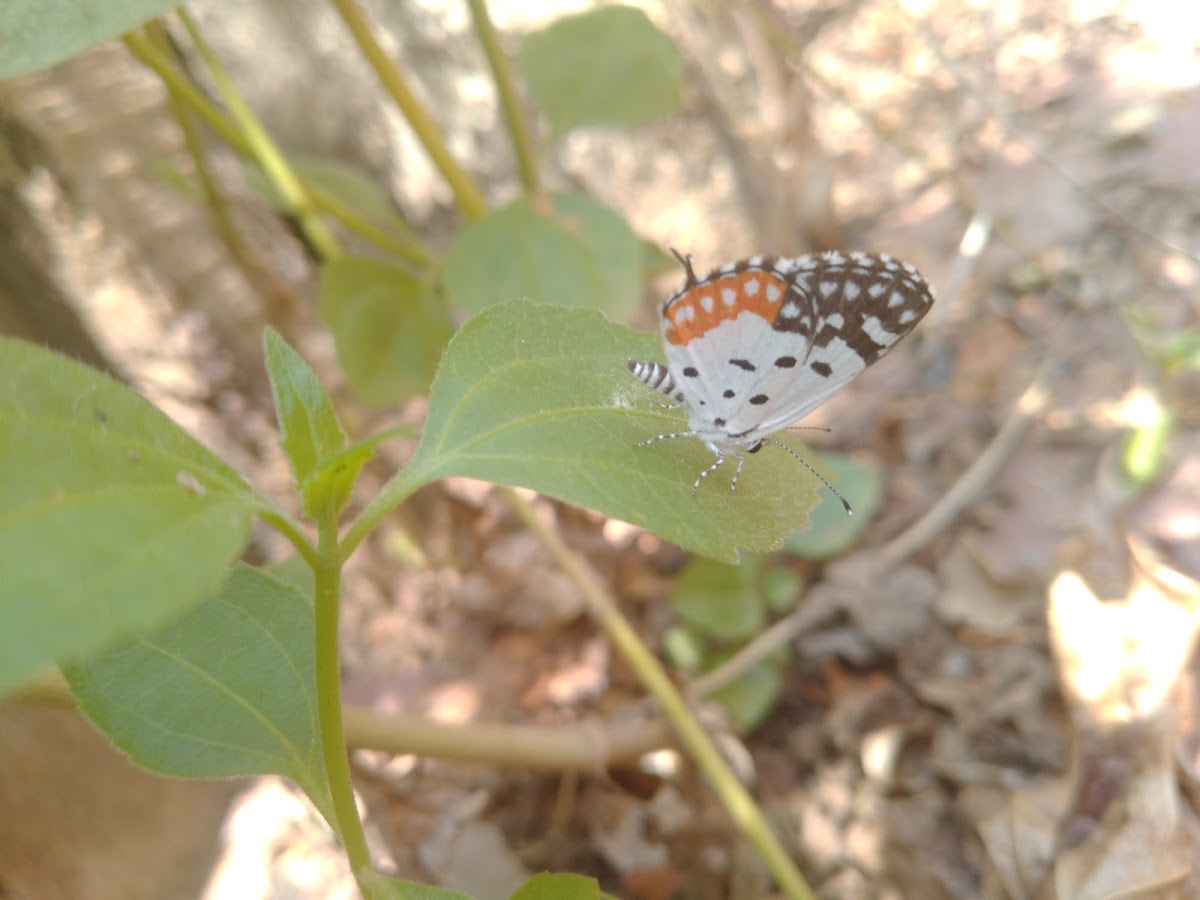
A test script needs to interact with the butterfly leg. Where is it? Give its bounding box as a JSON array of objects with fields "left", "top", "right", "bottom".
[
  {"left": 636, "top": 432, "right": 743, "bottom": 497},
  {"left": 691, "top": 451, "right": 727, "bottom": 497},
  {"left": 635, "top": 430, "right": 696, "bottom": 449},
  {"left": 691, "top": 444, "right": 746, "bottom": 496},
  {"left": 727, "top": 450, "right": 746, "bottom": 492}
]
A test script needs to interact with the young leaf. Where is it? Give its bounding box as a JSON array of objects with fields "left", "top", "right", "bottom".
[
  {"left": 711, "top": 660, "right": 783, "bottom": 733},
  {"left": 669, "top": 556, "right": 765, "bottom": 641},
  {"left": 358, "top": 871, "right": 473, "bottom": 899},
  {"left": 264, "top": 327, "right": 367, "bottom": 518},
  {"left": 64, "top": 564, "right": 328, "bottom": 811},
  {"left": 264, "top": 326, "right": 347, "bottom": 482},
  {"left": 509, "top": 873, "right": 605, "bottom": 900},
  {"left": 302, "top": 442, "right": 379, "bottom": 522},
  {"left": 518, "top": 6, "right": 682, "bottom": 138},
  {"left": 444, "top": 192, "right": 641, "bottom": 319},
  {"left": 760, "top": 566, "right": 802, "bottom": 614},
  {"left": 0, "top": 0, "right": 180, "bottom": 78},
  {"left": 663, "top": 625, "right": 706, "bottom": 673},
  {"left": 319, "top": 256, "right": 454, "bottom": 405},
  {"left": 403, "top": 301, "right": 820, "bottom": 562},
  {"left": 0, "top": 336, "right": 267, "bottom": 695}
]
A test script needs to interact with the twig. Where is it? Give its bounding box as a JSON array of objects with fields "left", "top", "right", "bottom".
[
  {"left": 176, "top": 9, "right": 343, "bottom": 262},
  {"left": 501, "top": 487, "right": 817, "bottom": 900},
  {"left": 689, "top": 595, "right": 837, "bottom": 700},
  {"left": 12, "top": 669, "right": 676, "bottom": 773},
  {"left": 144, "top": 22, "right": 296, "bottom": 317},
  {"left": 692, "top": 355, "right": 1056, "bottom": 698},
  {"left": 878, "top": 358, "right": 1054, "bottom": 567},
  {"left": 122, "top": 30, "right": 435, "bottom": 267}
]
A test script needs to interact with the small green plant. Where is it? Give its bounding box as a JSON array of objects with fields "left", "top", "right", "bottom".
[
  {"left": 664, "top": 457, "right": 882, "bottom": 733},
  {"left": 1121, "top": 310, "right": 1200, "bottom": 487},
  {"left": 665, "top": 555, "right": 799, "bottom": 733},
  {"left": 1, "top": 299, "right": 829, "bottom": 896}
]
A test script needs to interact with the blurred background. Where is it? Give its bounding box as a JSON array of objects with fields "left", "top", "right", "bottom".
[{"left": 2, "top": 1, "right": 1199, "bottom": 897}]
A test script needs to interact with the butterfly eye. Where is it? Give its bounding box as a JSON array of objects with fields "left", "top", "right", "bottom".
[{"left": 747, "top": 441, "right": 764, "bottom": 454}]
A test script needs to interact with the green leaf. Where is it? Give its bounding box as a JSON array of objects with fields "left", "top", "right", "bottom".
[
  {"left": 1162, "top": 328, "right": 1200, "bottom": 372},
  {"left": 712, "top": 661, "right": 783, "bottom": 733},
  {"left": 510, "top": 873, "right": 603, "bottom": 900},
  {"left": 64, "top": 564, "right": 327, "bottom": 806},
  {"left": 319, "top": 256, "right": 454, "bottom": 405},
  {"left": 263, "top": 327, "right": 343, "bottom": 501},
  {"left": 304, "top": 442, "right": 379, "bottom": 521},
  {"left": 760, "top": 567, "right": 801, "bottom": 614},
  {"left": 669, "top": 556, "right": 764, "bottom": 640},
  {"left": 518, "top": 6, "right": 682, "bottom": 138},
  {"left": 444, "top": 192, "right": 641, "bottom": 319},
  {"left": 0, "top": 336, "right": 266, "bottom": 696},
  {"left": 359, "top": 871, "right": 474, "bottom": 900},
  {"left": 1122, "top": 406, "right": 1173, "bottom": 487},
  {"left": 0, "top": 0, "right": 179, "bottom": 78},
  {"left": 782, "top": 453, "right": 884, "bottom": 560},
  {"left": 263, "top": 327, "right": 370, "bottom": 519},
  {"left": 404, "top": 301, "right": 821, "bottom": 562},
  {"left": 663, "top": 625, "right": 705, "bottom": 673}
]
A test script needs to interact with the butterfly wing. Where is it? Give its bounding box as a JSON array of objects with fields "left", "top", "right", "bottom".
[
  {"left": 658, "top": 259, "right": 818, "bottom": 444},
  {"left": 645, "top": 250, "right": 934, "bottom": 445},
  {"left": 738, "top": 251, "right": 936, "bottom": 435}
]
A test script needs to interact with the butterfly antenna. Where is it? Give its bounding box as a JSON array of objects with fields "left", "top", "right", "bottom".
[
  {"left": 761, "top": 438, "right": 853, "bottom": 515},
  {"left": 669, "top": 247, "right": 699, "bottom": 286}
]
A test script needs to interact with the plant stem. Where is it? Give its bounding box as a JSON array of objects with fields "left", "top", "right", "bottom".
[
  {"left": 144, "top": 23, "right": 286, "bottom": 303},
  {"left": 17, "top": 668, "right": 673, "bottom": 772},
  {"left": 313, "top": 518, "right": 374, "bottom": 879},
  {"left": 176, "top": 9, "right": 343, "bottom": 262},
  {"left": 503, "top": 487, "right": 816, "bottom": 899},
  {"left": 122, "top": 30, "right": 435, "bottom": 267},
  {"left": 122, "top": 31, "right": 243, "bottom": 146},
  {"left": 258, "top": 510, "right": 320, "bottom": 569},
  {"left": 330, "top": 0, "right": 490, "bottom": 221},
  {"left": 337, "top": 462, "right": 429, "bottom": 564},
  {"left": 466, "top": 0, "right": 539, "bottom": 193}
]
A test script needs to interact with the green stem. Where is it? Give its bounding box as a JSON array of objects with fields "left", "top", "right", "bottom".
[
  {"left": 306, "top": 184, "right": 437, "bottom": 268},
  {"left": 176, "top": 9, "right": 343, "bottom": 262},
  {"left": 144, "top": 23, "right": 278, "bottom": 296},
  {"left": 313, "top": 519, "right": 374, "bottom": 878},
  {"left": 504, "top": 487, "right": 815, "bottom": 900},
  {"left": 122, "top": 30, "right": 434, "bottom": 267},
  {"left": 123, "top": 31, "right": 244, "bottom": 146},
  {"left": 258, "top": 510, "right": 319, "bottom": 569},
  {"left": 330, "top": 0, "right": 490, "bottom": 220},
  {"left": 338, "top": 463, "right": 429, "bottom": 564},
  {"left": 466, "top": 0, "right": 539, "bottom": 193}
]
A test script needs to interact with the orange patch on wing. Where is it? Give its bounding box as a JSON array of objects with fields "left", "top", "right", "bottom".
[{"left": 662, "top": 269, "right": 789, "bottom": 346}]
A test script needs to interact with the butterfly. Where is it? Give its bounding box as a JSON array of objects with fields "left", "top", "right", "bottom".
[{"left": 628, "top": 249, "right": 935, "bottom": 512}]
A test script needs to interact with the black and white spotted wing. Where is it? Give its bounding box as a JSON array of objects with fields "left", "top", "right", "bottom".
[{"left": 626, "top": 249, "right": 934, "bottom": 499}]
